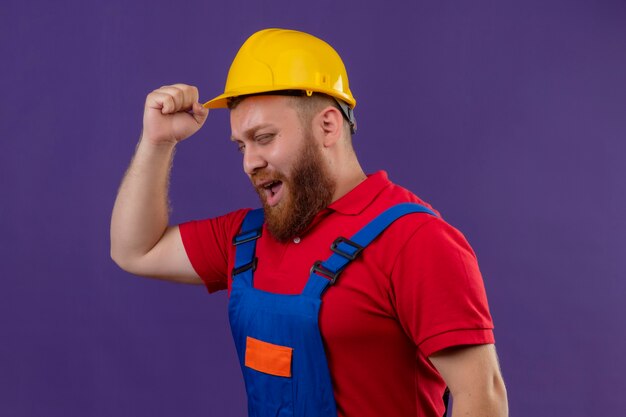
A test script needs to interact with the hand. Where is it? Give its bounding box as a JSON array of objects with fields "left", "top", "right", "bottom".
[{"left": 142, "top": 84, "right": 209, "bottom": 145}]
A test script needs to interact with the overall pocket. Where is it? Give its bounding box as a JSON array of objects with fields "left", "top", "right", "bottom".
[{"left": 243, "top": 336, "right": 294, "bottom": 417}]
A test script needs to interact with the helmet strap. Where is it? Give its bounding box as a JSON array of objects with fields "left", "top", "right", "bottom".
[{"left": 333, "top": 98, "right": 357, "bottom": 135}]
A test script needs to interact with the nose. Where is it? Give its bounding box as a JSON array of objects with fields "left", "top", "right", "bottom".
[{"left": 243, "top": 144, "right": 267, "bottom": 176}]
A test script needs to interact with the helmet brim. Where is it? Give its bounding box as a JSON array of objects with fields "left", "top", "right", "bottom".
[{"left": 203, "top": 86, "right": 356, "bottom": 110}]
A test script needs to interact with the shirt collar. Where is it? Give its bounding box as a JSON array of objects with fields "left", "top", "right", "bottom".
[{"left": 328, "top": 171, "right": 391, "bottom": 215}]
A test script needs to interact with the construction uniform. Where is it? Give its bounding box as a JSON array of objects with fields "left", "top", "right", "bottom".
[{"left": 180, "top": 171, "right": 494, "bottom": 417}]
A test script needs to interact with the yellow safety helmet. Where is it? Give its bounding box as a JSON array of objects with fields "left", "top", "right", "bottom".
[{"left": 204, "top": 28, "right": 356, "bottom": 131}]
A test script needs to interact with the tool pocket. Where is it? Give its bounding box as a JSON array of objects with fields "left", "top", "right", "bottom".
[
  {"left": 244, "top": 336, "right": 295, "bottom": 417},
  {"left": 245, "top": 336, "right": 293, "bottom": 377}
]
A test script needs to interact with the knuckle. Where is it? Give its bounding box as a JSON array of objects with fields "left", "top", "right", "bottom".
[{"left": 164, "top": 95, "right": 175, "bottom": 108}]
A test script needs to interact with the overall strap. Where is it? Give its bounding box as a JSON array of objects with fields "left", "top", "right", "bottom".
[
  {"left": 231, "top": 208, "right": 264, "bottom": 286},
  {"left": 302, "top": 203, "right": 438, "bottom": 298}
]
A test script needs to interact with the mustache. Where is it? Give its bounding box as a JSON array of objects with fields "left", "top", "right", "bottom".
[{"left": 250, "top": 170, "right": 287, "bottom": 185}]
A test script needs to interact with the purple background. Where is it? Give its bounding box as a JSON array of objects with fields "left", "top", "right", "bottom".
[{"left": 2, "top": 0, "right": 625, "bottom": 416}]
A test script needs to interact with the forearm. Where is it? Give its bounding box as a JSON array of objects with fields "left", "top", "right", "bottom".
[
  {"left": 450, "top": 376, "right": 508, "bottom": 417},
  {"left": 430, "top": 344, "right": 508, "bottom": 417},
  {"left": 110, "top": 137, "right": 176, "bottom": 270}
]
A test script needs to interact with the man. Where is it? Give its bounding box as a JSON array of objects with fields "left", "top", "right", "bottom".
[{"left": 111, "top": 28, "right": 508, "bottom": 417}]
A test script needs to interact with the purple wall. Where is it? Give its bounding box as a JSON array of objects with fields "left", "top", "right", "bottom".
[{"left": 2, "top": 1, "right": 625, "bottom": 415}]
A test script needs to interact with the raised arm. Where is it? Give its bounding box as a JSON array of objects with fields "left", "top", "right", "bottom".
[
  {"left": 110, "top": 84, "right": 209, "bottom": 283},
  {"left": 430, "top": 344, "right": 508, "bottom": 417}
]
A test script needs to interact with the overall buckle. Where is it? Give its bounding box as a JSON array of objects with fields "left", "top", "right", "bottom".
[
  {"left": 310, "top": 261, "right": 340, "bottom": 285},
  {"left": 330, "top": 237, "right": 364, "bottom": 261},
  {"left": 232, "top": 257, "right": 258, "bottom": 276},
  {"left": 232, "top": 228, "right": 262, "bottom": 246}
]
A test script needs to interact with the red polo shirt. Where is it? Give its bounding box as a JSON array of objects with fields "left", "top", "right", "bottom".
[{"left": 180, "top": 171, "right": 494, "bottom": 417}]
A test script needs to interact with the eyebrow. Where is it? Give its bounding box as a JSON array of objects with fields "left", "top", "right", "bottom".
[{"left": 230, "top": 123, "right": 274, "bottom": 141}]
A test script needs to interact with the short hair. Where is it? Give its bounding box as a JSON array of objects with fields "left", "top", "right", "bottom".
[{"left": 227, "top": 92, "right": 354, "bottom": 141}]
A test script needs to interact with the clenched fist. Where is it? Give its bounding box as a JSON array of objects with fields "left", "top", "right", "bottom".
[{"left": 142, "top": 84, "right": 209, "bottom": 145}]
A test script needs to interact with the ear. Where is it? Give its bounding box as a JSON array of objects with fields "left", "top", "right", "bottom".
[{"left": 317, "top": 106, "right": 344, "bottom": 147}]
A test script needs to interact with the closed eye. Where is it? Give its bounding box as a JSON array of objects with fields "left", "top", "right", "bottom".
[
  {"left": 233, "top": 140, "right": 245, "bottom": 153},
  {"left": 255, "top": 133, "right": 276, "bottom": 144}
]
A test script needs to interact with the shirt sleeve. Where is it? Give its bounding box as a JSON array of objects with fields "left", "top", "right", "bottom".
[
  {"left": 179, "top": 208, "right": 249, "bottom": 293},
  {"left": 390, "top": 217, "right": 495, "bottom": 357}
]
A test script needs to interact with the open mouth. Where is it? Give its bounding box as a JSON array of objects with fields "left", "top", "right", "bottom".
[{"left": 261, "top": 180, "right": 284, "bottom": 207}]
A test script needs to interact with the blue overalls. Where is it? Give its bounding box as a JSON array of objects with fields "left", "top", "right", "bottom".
[{"left": 229, "top": 203, "right": 437, "bottom": 417}]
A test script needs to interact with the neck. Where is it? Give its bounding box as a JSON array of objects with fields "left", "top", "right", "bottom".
[{"left": 330, "top": 158, "right": 367, "bottom": 203}]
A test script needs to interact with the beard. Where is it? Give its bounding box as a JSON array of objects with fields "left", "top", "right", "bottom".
[{"left": 252, "top": 134, "right": 335, "bottom": 242}]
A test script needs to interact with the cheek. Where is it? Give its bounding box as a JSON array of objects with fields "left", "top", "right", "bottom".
[{"left": 268, "top": 140, "right": 302, "bottom": 171}]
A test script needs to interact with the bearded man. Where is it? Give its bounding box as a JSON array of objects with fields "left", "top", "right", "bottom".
[{"left": 110, "top": 28, "right": 508, "bottom": 417}]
